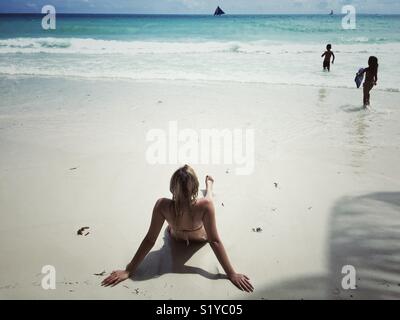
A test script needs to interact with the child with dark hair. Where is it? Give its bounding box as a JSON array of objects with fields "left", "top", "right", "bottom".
[
  {"left": 321, "top": 44, "right": 335, "bottom": 71},
  {"left": 361, "top": 56, "right": 379, "bottom": 107}
]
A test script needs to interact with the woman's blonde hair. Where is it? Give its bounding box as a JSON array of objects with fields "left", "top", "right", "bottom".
[{"left": 170, "top": 165, "right": 199, "bottom": 217}]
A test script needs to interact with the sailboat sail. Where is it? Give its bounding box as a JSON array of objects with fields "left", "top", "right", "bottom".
[{"left": 214, "top": 6, "right": 225, "bottom": 16}]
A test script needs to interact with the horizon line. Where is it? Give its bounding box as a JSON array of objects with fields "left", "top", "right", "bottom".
[{"left": 1, "top": 12, "right": 400, "bottom": 15}]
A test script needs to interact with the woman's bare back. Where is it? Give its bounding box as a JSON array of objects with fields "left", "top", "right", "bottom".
[
  {"left": 161, "top": 198, "right": 209, "bottom": 243},
  {"left": 159, "top": 175, "right": 215, "bottom": 243}
]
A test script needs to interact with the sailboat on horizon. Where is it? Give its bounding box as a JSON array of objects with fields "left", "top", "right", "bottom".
[{"left": 214, "top": 6, "right": 225, "bottom": 16}]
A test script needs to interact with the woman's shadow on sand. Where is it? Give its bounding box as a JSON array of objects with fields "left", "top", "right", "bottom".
[{"left": 132, "top": 228, "right": 226, "bottom": 281}]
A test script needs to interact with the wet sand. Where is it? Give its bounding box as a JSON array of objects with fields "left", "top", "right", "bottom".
[{"left": 0, "top": 76, "right": 399, "bottom": 299}]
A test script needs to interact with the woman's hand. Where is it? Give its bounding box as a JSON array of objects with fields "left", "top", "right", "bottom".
[
  {"left": 228, "top": 273, "right": 254, "bottom": 293},
  {"left": 101, "top": 270, "right": 130, "bottom": 287}
]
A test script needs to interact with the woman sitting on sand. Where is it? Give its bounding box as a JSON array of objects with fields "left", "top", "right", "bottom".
[{"left": 102, "top": 165, "right": 254, "bottom": 292}]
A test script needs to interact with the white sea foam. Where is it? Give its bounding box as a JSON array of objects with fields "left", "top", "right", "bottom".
[
  {"left": 0, "top": 37, "right": 399, "bottom": 91},
  {"left": 1, "top": 37, "right": 398, "bottom": 55},
  {"left": 0, "top": 37, "right": 268, "bottom": 55}
]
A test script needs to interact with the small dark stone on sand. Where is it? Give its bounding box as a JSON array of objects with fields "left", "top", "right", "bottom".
[
  {"left": 222, "top": 203, "right": 224, "bottom": 207},
  {"left": 94, "top": 270, "right": 106, "bottom": 276},
  {"left": 252, "top": 227, "right": 262, "bottom": 233},
  {"left": 274, "top": 183, "right": 278, "bottom": 188},
  {"left": 77, "top": 226, "right": 90, "bottom": 235}
]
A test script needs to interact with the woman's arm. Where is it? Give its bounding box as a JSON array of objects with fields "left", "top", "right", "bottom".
[
  {"left": 125, "top": 199, "right": 166, "bottom": 274},
  {"left": 202, "top": 200, "right": 254, "bottom": 293},
  {"left": 101, "top": 199, "right": 166, "bottom": 287}
]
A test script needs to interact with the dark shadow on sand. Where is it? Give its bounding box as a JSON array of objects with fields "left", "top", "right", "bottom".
[
  {"left": 328, "top": 192, "right": 400, "bottom": 299},
  {"left": 132, "top": 228, "right": 226, "bottom": 281},
  {"left": 248, "top": 192, "right": 400, "bottom": 300}
]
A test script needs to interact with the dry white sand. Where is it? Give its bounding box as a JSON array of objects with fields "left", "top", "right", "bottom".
[{"left": 0, "top": 76, "right": 400, "bottom": 299}]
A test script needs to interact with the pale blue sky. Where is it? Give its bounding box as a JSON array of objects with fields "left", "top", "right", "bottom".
[{"left": 1, "top": 0, "right": 400, "bottom": 14}]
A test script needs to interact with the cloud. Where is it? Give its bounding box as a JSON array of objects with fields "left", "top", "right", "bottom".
[{"left": 0, "top": 0, "right": 399, "bottom": 14}]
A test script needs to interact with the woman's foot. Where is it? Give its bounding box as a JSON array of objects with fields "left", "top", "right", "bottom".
[{"left": 205, "top": 175, "right": 214, "bottom": 200}]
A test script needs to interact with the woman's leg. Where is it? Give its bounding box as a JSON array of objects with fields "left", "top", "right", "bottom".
[
  {"left": 363, "top": 83, "right": 372, "bottom": 106},
  {"left": 363, "top": 84, "right": 369, "bottom": 107}
]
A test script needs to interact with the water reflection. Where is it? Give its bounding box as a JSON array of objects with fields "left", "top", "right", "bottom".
[
  {"left": 340, "top": 104, "right": 370, "bottom": 173},
  {"left": 318, "top": 88, "right": 327, "bottom": 104}
]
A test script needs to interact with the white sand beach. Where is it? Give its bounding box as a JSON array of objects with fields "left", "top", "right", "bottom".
[{"left": 1, "top": 76, "right": 400, "bottom": 299}]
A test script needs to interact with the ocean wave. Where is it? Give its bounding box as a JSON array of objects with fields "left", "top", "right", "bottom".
[
  {"left": 0, "top": 37, "right": 272, "bottom": 55},
  {"left": 0, "top": 37, "right": 399, "bottom": 92},
  {"left": 0, "top": 37, "right": 399, "bottom": 56},
  {"left": 1, "top": 66, "right": 398, "bottom": 93},
  {"left": 340, "top": 36, "right": 389, "bottom": 44}
]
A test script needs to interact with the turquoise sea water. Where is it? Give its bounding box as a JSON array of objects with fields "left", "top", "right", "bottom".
[
  {"left": 0, "top": 14, "right": 399, "bottom": 90},
  {"left": 1, "top": 14, "right": 400, "bottom": 43}
]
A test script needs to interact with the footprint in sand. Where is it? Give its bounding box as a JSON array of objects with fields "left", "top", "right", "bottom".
[
  {"left": 132, "top": 288, "right": 140, "bottom": 295},
  {"left": 0, "top": 283, "right": 18, "bottom": 290}
]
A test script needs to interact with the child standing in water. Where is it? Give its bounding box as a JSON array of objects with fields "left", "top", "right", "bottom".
[
  {"left": 361, "top": 56, "right": 379, "bottom": 108},
  {"left": 321, "top": 44, "right": 335, "bottom": 71}
]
